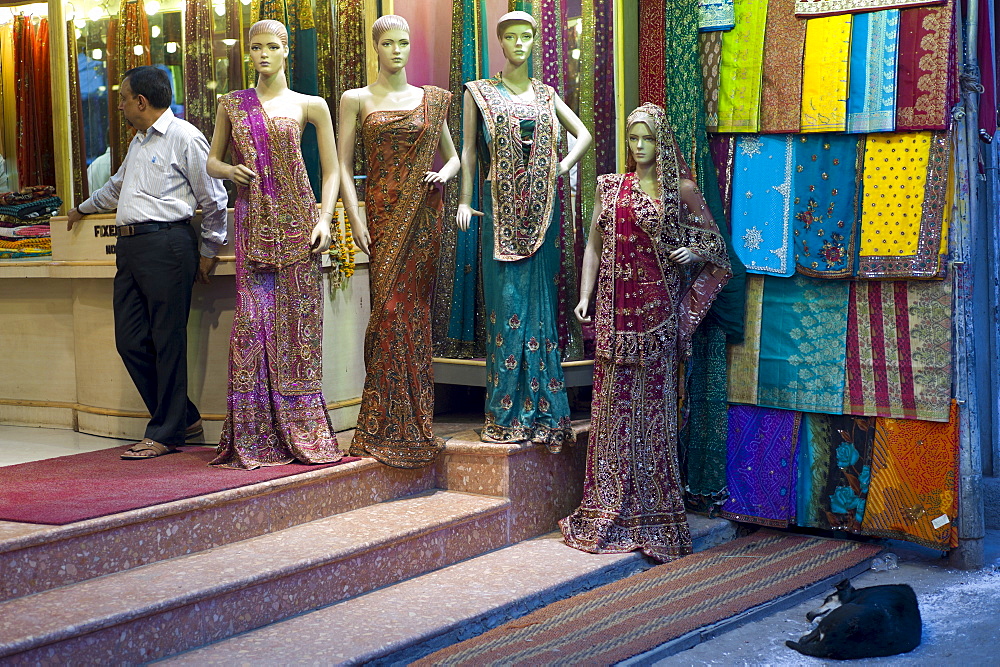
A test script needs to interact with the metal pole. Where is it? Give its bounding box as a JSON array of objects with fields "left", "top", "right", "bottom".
[{"left": 949, "top": 0, "right": 987, "bottom": 570}]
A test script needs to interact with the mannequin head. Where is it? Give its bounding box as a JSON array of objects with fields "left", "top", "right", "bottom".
[
  {"left": 371, "top": 15, "right": 410, "bottom": 72},
  {"left": 625, "top": 105, "right": 664, "bottom": 173},
  {"left": 248, "top": 20, "right": 289, "bottom": 75},
  {"left": 496, "top": 11, "right": 536, "bottom": 66}
]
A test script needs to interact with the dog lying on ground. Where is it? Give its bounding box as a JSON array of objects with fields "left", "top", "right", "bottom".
[{"left": 786, "top": 580, "right": 921, "bottom": 659}]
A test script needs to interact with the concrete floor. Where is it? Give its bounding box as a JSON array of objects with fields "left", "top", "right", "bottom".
[{"left": 655, "top": 530, "right": 1000, "bottom": 666}]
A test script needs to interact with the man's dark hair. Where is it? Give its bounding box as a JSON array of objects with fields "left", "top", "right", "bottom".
[{"left": 123, "top": 66, "right": 172, "bottom": 109}]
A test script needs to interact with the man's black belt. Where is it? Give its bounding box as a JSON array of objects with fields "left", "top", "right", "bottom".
[{"left": 117, "top": 219, "right": 190, "bottom": 237}]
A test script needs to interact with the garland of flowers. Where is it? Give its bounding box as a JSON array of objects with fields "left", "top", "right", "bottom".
[{"left": 328, "top": 201, "right": 356, "bottom": 290}]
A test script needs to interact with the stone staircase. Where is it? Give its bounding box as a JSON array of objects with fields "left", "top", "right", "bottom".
[{"left": 0, "top": 422, "right": 735, "bottom": 664}]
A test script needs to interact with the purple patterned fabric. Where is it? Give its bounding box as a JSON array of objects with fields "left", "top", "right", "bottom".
[
  {"left": 721, "top": 405, "right": 801, "bottom": 526},
  {"left": 211, "top": 90, "right": 342, "bottom": 470}
]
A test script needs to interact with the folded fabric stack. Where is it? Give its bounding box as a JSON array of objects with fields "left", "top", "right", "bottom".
[{"left": 0, "top": 186, "right": 60, "bottom": 259}]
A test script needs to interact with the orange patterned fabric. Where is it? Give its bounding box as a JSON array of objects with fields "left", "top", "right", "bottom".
[
  {"left": 861, "top": 400, "right": 959, "bottom": 549},
  {"left": 760, "top": 0, "right": 807, "bottom": 133},
  {"left": 349, "top": 87, "right": 451, "bottom": 469}
]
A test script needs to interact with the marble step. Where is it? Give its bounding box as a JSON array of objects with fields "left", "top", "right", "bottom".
[
  {"left": 0, "top": 490, "right": 510, "bottom": 664},
  {"left": 0, "top": 456, "right": 436, "bottom": 602},
  {"left": 161, "top": 515, "right": 736, "bottom": 666}
]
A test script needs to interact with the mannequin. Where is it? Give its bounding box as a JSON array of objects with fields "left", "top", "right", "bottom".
[
  {"left": 457, "top": 11, "right": 592, "bottom": 449},
  {"left": 207, "top": 19, "right": 343, "bottom": 470},
  {"left": 338, "top": 15, "right": 460, "bottom": 468},
  {"left": 559, "top": 104, "right": 731, "bottom": 562}
]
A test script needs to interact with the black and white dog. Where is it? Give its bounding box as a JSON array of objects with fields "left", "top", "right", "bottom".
[{"left": 786, "top": 580, "right": 922, "bottom": 660}]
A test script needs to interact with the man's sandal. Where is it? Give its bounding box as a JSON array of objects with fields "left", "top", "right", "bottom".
[{"left": 121, "top": 439, "right": 177, "bottom": 460}]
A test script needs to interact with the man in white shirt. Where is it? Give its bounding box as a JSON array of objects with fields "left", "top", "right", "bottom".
[{"left": 67, "top": 66, "right": 228, "bottom": 459}]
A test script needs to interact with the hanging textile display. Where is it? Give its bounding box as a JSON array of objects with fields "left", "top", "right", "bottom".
[
  {"left": 794, "top": 0, "right": 945, "bottom": 16},
  {"left": 637, "top": 0, "right": 666, "bottom": 107},
  {"left": 683, "top": 323, "right": 730, "bottom": 503},
  {"left": 184, "top": 0, "right": 215, "bottom": 138},
  {"left": 716, "top": 0, "right": 769, "bottom": 133},
  {"left": 67, "top": 20, "right": 89, "bottom": 204},
  {"left": 699, "top": 0, "right": 736, "bottom": 30},
  {"left": 709, "top": 134, "right": 736, "bottom": 217},
  {"left": 700, "top": 32, "right": 723, "bottom": 132},
  {"left": 730, "top": 134, "right": 795, "bottom": 276},
  {"left": 844, "top": 279, "right": 953, "bottom": 422},
  {"left": 13, "top": 15, "right": 55, "bottom": 188},
  {"left": 861, "top": 400, "right": 959, "bottom": 550},
  {"left": 759, "top": 0, "right": 807, "bottom": 134},
  {"left": 799, "top": 15, "right": 852, "bottom": 133},
  {"left": 432, "top": 0, "right": 489, "bottom": 358},
  {"left": 721, "top": 405, "right": 801, "bottom": 527},
  {"left": 727, "top": 274, "right": 764, "bottom": 404},
  {"left": 976, "top": 0, "right": 997, "bottom": 137},
  {"left": 545, "top": 0, "right": 586, "bottom": 361},
  {"left": 315, "top": 0, "right": 334, "bottom": 107},
  {"left": 858, "top": 131, "right": 950, "bottom": 279},
  {"left": 334, "top": 0, "right": 366, "bottom": 178},
  {"left": 757, "top": 274, "right": 851, "bottom": 414},
  {"left": 846, "top": 10, "right": 900, "bottom": 133},
  {"left": 792, "top": 134, "right": 864, "bottom": 278},
  {"left": 109, "top": 1, "right": 151, "bottom": 173},
  {"left": 895, "top": 2, "right": 955, "bottom": 131},
  {"left": 796, "top": 413, "right": 876, "bottom": 531}
]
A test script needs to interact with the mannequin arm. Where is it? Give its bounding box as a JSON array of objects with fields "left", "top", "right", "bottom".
[
  {"left": 308, "top": 96, "right": 339, "bottom": 253},
  {"left": 554, "top": 94, "right": 593, "bottom": 177},
  {"left": 337, "top": 89, "right": 370, "bottom": 255},
  {"left": 574, "top": 196, "right": 604, "bottom": 323},
  {"left": 426, "top": 120, "right": 461, "bottom": 183},
  {"left": 456, "top": 90, "right": 484, "bottom": 231},
  {"left": 207, "top": 102, "right": 257, "bottom": 185}
]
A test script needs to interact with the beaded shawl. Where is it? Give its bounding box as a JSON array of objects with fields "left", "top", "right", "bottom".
[
  {"left": 220, "top": 88, "right": 316, "bottom": 270},
  {"left": 466, "top": 77, "right": 560, "bottom": 262}
]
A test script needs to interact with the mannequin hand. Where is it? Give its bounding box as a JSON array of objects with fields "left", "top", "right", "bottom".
[
  {"left": 352, "top": 219, "right": 371, "bottom": 256},
  {"left": 424, "top": 170, "right": 448, "bottom": 183},
  {"left": 670, "top": 247, "right": 703, "bottom": 265},
  {"left": 456, "top": 203, "right": 484, "bottom": 232},
  {"left": 558, "top": 160, "right": 572, "bottom": 177},
  {"left": 67, "top": 207, "right": 84, "bottom": 231},
  {"left": 311, "top": 220, "right": 332, "bottom": 254},
  {"left": 228, "top": 164, "right": 258, "bottom": 186},
  {"left": 574, "top": 297, "right": 591, "bottom": 323}
]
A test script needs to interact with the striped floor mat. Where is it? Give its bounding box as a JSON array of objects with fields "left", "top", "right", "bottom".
[{"left": 416, "top": 530, "right": 881, "bottom": 666}]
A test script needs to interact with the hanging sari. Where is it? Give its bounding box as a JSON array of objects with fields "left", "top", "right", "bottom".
[
  {"left": 846, "top": 10, "right": 900, "bottom": 134},
  {"left": 760, "top": 0, "right": 807, "bottom": 134},
  {"left": 757, "top": 274, "right": 851, "bottom": 414},
  {"left": 795, "top": 413, "right": 876, "bottom": 531},
  {"left": 560, "top": 164, "right": 730, "bottom": 562},
  {"left": 721, "top": 405, "right": 801, "bottom": 527},
  {"left": 844, "top": 279, "right": 953, "bottom": 422},
  {"left": 792, "top": 133, "right": 864, "bottom": 278},
  {"left": 895, "top": 2, "right": 956, "bottom": 131},
  {"left": 799, "top": 15, "right": 852, "bottom": 133},
  {"left": 211, "top": 89, "right": 341, "bottom": 470},
  {"left": 858, "top": 131, "right": 950, "bottom": 278},
  {"left": 861, "top": 400, "right": 959, "bottom": 550},
  {"left": 348, "top": 87, "right": 451, "bottom": 469},
  {"left": 730, "top": 134, "right": 795, "bottom": 276},
  {"left": 467, "top": 77, "right": 574, "bottom": 449},
  {"left": 716, "top": 0, "right": 769, "bottom": 133}
]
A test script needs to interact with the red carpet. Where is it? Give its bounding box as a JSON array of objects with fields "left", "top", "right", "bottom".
[{"left": 0, "top": 445, "right": 359, "bottom": 525}]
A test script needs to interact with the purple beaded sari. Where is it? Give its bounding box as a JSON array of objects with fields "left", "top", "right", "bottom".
[{"left": 211, "top": 89, "right": 342, "bottom": 470}]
